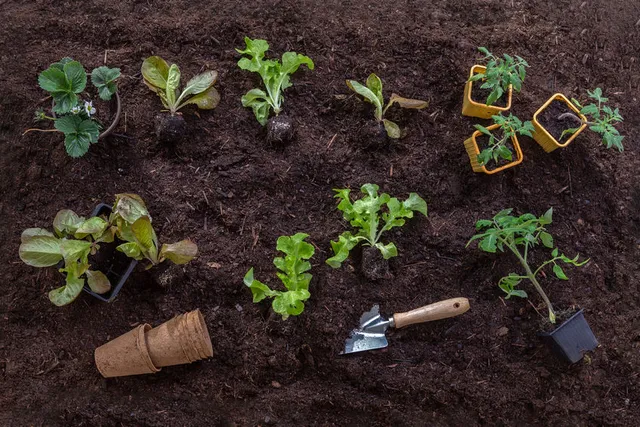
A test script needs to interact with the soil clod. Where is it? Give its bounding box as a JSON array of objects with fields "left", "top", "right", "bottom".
[
  {"left": 361, "top": 246, "right": 390, "bottom": 280},
  {"left": 267, "top": 115, "right": 295, "bottom": 145},
  {"left": 155, "top": 113, "right": 187, "bottom": 144}
]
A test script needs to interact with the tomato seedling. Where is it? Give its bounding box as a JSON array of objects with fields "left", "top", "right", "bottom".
[
  {"left": 474, "top": 114, "right": 534, "bottom": 166},
  {"left": 468, "top": 47, "right": 528, "bottom": 105}
]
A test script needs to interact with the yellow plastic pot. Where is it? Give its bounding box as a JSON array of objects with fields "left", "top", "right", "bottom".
[
  {"left": 462, "top": 65, "right": 513, "bottom": 119},
  {"left": 532, "top": 93, "right": 587, "bottom": 153},
  {"left": 464, "top": 123, "right": 523, "bottom": 174}
]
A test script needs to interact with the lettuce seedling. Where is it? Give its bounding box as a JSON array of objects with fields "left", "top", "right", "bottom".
[
  {"left": 19, "top": 194, "right": 198, "bottom": 306},
  {"left": 467, "top": 208, "right": 589, "bottom": 324},
  {"left": 237, "top": 37, "right": 313, "bottom": 143},
  {"left": 469, "top": 47, "right": 528, "bottom": 105},
  {"left": 474, "top": 114, "right": 534, "bottom": 166},
  {"left": 27, "top": 57, "right": 121, "bottom": 157},
  {"left": 346, "top": 73, "right": 428, "bottom": 139},
  {"left": 244, "top": 233, "right": 315, "bottom": 320},
  {"left": 326, "top": 184, "right": 427, "bottom": 269},
  {"left": 559, "top": 88, "right": 624, "bottom": 151}
]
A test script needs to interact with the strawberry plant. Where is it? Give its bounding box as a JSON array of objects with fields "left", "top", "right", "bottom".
[
  {"left": 469, "top": 47, "right": 528, "bottom": 105},
  {"left": 326, "top": 184, "right": 427, "bottom": 270},
  {"left": 236, "top": 37, "right": 314, "bottom": 143},
  {"left": 474, "top": 114, "right": 534, "bottom": 166},
  {"left": 346, "top": 73, "right": 428, "bottom": 139},
  {"left": 19, "top": 194, "right": 198, "bottom": 306},
  {"left": 560, "top": 88, "right": 624, "bottom": 151},
  {"left": 244, "top": 233, "right": 315, "bottom": 320},
  {"left": 27, "top": 58, "right": 121, "bottom": 157},
  {"left": 467, "top": 208, "right": 589, "bottom": 323}
]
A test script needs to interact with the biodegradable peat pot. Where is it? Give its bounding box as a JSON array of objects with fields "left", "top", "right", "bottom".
[
  {"left": 540, "top": 309, "right": 598, "bottom": 364},
  {"left": 85, "top": 203, "right": 137, "bottom": 302},
  {"left": 462, "top": 65, "right": 513, "bottom": 119},
  {"left": 95, "top": 324, "right": 160, "bottom": 378},
  {"left": 52, "top": 92, "right": 122, "bottom": 140},
  {"left": 532, "top": 93, "right": 587, "bottom": 153},
  {"left": 463, "top": 123, "right": 524, "bottom": 174}
]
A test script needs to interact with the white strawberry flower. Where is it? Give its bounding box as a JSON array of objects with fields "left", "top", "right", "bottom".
[{"left": 84, "top": 101, "right": 96, "bottom": 116}]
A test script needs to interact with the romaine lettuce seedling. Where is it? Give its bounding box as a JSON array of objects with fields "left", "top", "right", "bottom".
[
  {"left": 467, "top": 208, "right": 589, "bottom": 324},
  {"left": 468, "top": 47, "right": 528, "bottom": 105},
  {"left": 474, "top": 114, "right": 534, "bottom": 166},
  {"left": 236, "top": 37, "right": 314, "bottom": 143},
  {"left": 346, "top": 73, "right": 428, "bottom": 139},
  {"left": 326, "top": 184, "right": 427, "bottom": 273},
  {"left": 559, "top": 88, "right": 624, "bottom": 151},
  {"left": 142, "top": 56, "right": 220, "bottom": 143},
  {"left": 19, "top": 194, "right": 198, "bottom": 306},
  {"left": 26, "top": 57, "right": 121, "bottom": 157},
  {"left": 244, "top": 233, "right": 315, "bottom": 320}
]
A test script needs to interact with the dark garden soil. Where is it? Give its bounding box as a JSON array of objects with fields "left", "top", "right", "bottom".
[
  {"left": 470, "top": 79, "right": 508, "bottom": 108},
  {"left": 476, "top": 134, "right": 517, "bottom": 169},
  {"left": 538, "top": 99, "right": 584, "bottom": 143},
  {"left": 1, "top": 0, "right": 639, "bottom": 426}
]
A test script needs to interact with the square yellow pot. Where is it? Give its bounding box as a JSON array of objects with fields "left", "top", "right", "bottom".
[
  {"left": 532, "top": 93, "right": 587, "bottom": 153},
  {"left": 462, "top": 65, "right": 513, "bottom": 119},
  {"left": 464, "top": 123, "right": 523, "bottom": 174}
]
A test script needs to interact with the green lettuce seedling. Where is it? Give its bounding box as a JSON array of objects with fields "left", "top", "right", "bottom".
[
  {"left": 326, "top": 184, "right": 427, "bottom": 268},
  {"left": 244, "top": 233, "right": 315, "bottom": 320},
  {"left": 236, "top": 37, "right": 314, "bottom": 126},
  {"left": 346, "top": 73, "right": 428, "bottom": 139},
  {"left": 467, "top": 208, "right": 589, "bottom": 323},
  {"left": 469, "top": 47, "right": 528, "bottom": 105},
  {"left": 19, "top": 194, "right": 198, "bottom": 306},
  {"left": 474, "top": 114, "right": 534, "bottom": 166},
  {"left": 141, "top": 56, "right": 220, "bottom": 115},
  {"left": 559, "top": 88, "right": 624, "bottom": 151},
  {"left": 27, "top": 57, "right": 121, "bottom": 157}
]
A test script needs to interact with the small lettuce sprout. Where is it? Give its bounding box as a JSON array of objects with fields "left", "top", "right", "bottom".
[
  {"left": 346, "top": 73, "right": 428, "bottom": 139},
  {"left": 244, "top": 233, "right": 315, "bottom": 320},
  {"left": 467, "top": 208, "right": 589, "bottom": 324},
  {"left": 142, "top": 56, "right": 220, "bottom": 116},
  {"left": 19, "top": 194, "right": 197, "bottom": 306},
  {"left": 326, "top": 184, "right": 427, "bottom": 268},
  {"left": 474, "top": 114, "right": 534, "bottom": 166},
  {"left": 26, "top": 57, "right": 121, "bottom": 157},
  {"left": 237, "top": 37, "right": 314, "bottom": 126},
  {"left": 469, "top": 47, "right": 528, "bottom": 105},
  {"left": 560, "top": 88, "right": 624, "bottom": 151}
]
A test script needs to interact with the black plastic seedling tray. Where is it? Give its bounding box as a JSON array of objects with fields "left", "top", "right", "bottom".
[{"left": 540, "top": 309, "right": 598, "bottom": 364}]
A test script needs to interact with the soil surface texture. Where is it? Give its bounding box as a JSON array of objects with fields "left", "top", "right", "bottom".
[
  {"left": 1, "top": 0, "right": 639, "bottom": 426},
  {"left": 538, "top": 99, "right": 584, "bottom": 143}
]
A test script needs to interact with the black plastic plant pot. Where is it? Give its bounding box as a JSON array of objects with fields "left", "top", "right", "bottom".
[
  {"left": 83, "top": 203, "right": 137, "bottom": 302},
  {"left": 539, "top": 309, "right": 598, "bottom": 364}
]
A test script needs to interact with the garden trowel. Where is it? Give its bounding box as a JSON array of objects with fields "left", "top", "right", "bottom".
[{"left": 341, "top": 297, "right": 470, "bottom": 354}]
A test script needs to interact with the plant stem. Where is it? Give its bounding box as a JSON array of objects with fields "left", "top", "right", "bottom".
[
  {"left": 557, "top": 112, "right": 595, "bottom": 126},
  {"left": 22, "top": 128, "right": 62, "bottom": 136}
]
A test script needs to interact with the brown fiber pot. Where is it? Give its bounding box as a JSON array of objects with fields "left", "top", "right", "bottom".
[{"left": 94, "top": 323, "right": 159, "bottom": 378}]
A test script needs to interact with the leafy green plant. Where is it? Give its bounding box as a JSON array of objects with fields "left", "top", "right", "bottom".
[
  {"left": 326, "top": 184, "right": 427, "bottom": 268},
  {"left": 236, "top": 37, "right": 314, "bottom": 126},
  {"left": 346, "top": 73, "right": 428, "bottom": 139},
  {"left": 474, "top": 114, "right": 534, "bottom": 166},
  {"left": 142, "top": 56, "right": 220, "bottom": 115},
  {"left": 558, "top": 88, "right": 624, "bottom": 151},
  {"left": 26, "top": 57, "right": 121, "bottom": 157},
  {"left": 19, "top": 194, "right": 198, "bottom": 306},
  {"left": 469, "top": 47, "right": 528, "bottom": 105},
  {"left": 467, "top": 208, "right": 589, "bottom": 324},
  {"left": 244, "top": 233, "right": 315, "bottom": 320}
]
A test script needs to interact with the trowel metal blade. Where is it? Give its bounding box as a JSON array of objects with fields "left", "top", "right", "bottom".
[{"left": 341, "top": 304, "right": 391, "bottom": 354}]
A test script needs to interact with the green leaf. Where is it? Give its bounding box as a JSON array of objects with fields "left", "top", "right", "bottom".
[
  {"left": 53, "top": 209, "right": 84, "bottom": 236},
  {"left": 241, "top": 88, "right": 271, "bottom": 126},
  {"left": 178, "top": 86, "right": 220, "bottom": 111},
  {"left": 159, "top": 240, "right": 198, "bottom": 264},
  {"left": 553, "top": 264, "right": 568, "bottom": 280},
  {"left": 21, "top": 228, "right": 54, "bottom": 243},
  {"left": 347, "top": 79, "right": 383, "bottom": 120},
  {"left": 113, "top": 193, "right": 149, "bottom": 224},
  {"left": 180, "top": 70, "right": 218, "bottom": 97},
  {"left": 479, "top": 234, "right": 497, "bottom": 253},
  {"left": 552, "top": 248, "right": 559, "bottom": 257},
  {"left": 474, "top": 124, "right": 492, "bottom": 137},
  {"left": 581, "top": 104, "right": 598, "bottom": 116},
  {"left": 326, "top": 232, "right": 360, "bottom": 268},
  {"left": 475, "top": 219, "right": 492, "bottom": 230},
  {"left": 38, "top": 67, "right": 68, "bottom": 93},
  {"left": 365, "top": 73, "right": 384, "bottom": 105},
  {"left": 116, "top": 242, "right": 143, "bottom": 259},
  {"left": 540, "top": 231, "right": 554, "bottom": 248},
  {"left": 91, "top": 66, "right": 120, "bottom": 100},
  {"left": 60, "top": 239, "right": 91, "bottom": 265},
  {"left": 271, "top": 289, "right": 310, "bottom": 320},
  {"left": 141, "top": 56, "right": 170, "bottom": 89},
  {"left": 540, "top": 207, "right": 553, "bottom": 225},
  {"left": 403, "top": 193, "right": 428, "bottom": 217},
  {"left": 19, "top": 236, "right": 63, "bottom": 267},
  {"left": 49, "top": 267, "right": 84, "bottom": 306},
  {"left": 243, "top": 268, "right": 278, "bottom": 303},
  {"left": 166, "top": 64, "right": 181, "bottom": 106},
  {"left": 64, "top": 61, "right": 87, "bottom": 93},
  {"left": 383, "top": 119, "right": 401, "bottom": 139},
  {"left": 375, "top": 242, "right": 398, "bottom": 259},
  {"left": 54, "top": 116, "right": 99, "bottom": 158},
  {"left": 86, "top": 270, "right": 111, "bottom": 294},
  {"left": 131, "top": 216, "right": 159, "bottom": 263},
  {"left": 236, "top": 37, "right": 270, "bottom": 72},
  {"left": 75, "top": 217, "right": 108, "bottom": 239}
]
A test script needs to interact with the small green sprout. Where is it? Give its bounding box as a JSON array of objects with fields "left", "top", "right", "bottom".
[
  {"left": 346, "top": 73, "right": 428, "bottom": 139},
  {"left": 467, "top": 208, "right": 589, "bottom": 324},
  {"left": 244, "top": 233, "right": 315, "bottom": 320},
  {"left": 474, "top": 114, "right": 534, "bottom": 166},
  {"left": 469, "top": 47, "right": 528, "bottom": 105},
  {"left": 326, "top": 184, "right": 427, "bottom": 268},
  {"left": 560, "top": 88, "right": 624, "bottom": 151}
]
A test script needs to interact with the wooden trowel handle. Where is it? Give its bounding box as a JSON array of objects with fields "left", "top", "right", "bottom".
[{"left": 392, "top": 297, "right": 470, "bottom": 329}]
